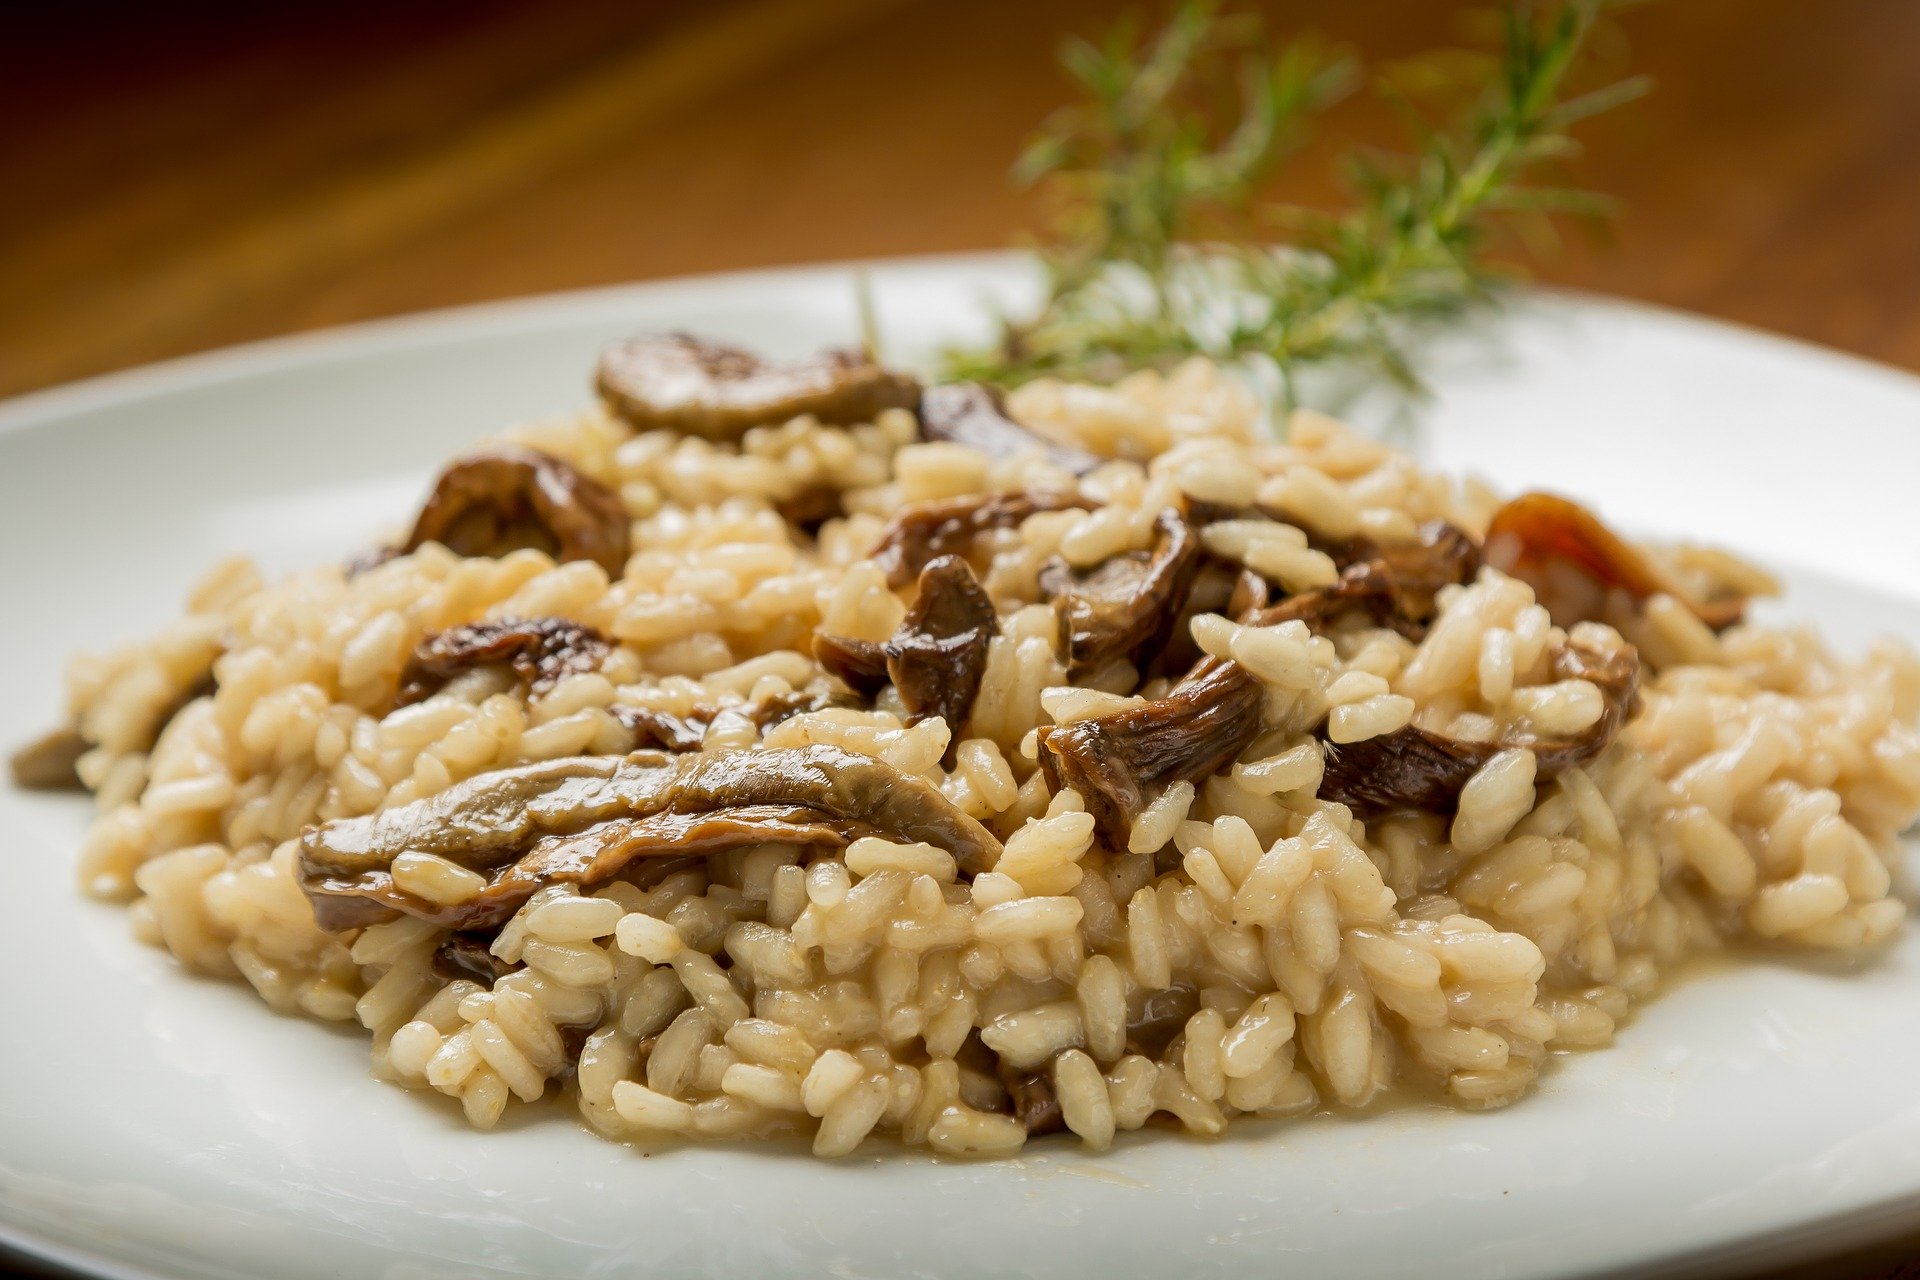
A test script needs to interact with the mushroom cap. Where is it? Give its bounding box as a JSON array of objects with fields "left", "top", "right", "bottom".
[{"left": 595, "top": 332, "right": 921, "bottom": 439}]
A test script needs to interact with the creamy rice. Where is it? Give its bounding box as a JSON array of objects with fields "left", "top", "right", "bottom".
[{"left": 51, "top": 357, "right": 1920, "bottom": 1157}]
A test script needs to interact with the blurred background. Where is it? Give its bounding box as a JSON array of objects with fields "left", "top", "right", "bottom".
[{"left": 5, "top": 0, "right": 1920, "bottom": 400}]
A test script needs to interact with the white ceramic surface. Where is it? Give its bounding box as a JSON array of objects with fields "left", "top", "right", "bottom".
[{"left": 2, "top": 254, "right": 1917, "bottom": 1280}]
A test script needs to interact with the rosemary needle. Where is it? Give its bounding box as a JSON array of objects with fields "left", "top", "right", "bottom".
[{"left": 946, "top": 0, "right": 1645, "bottom": 416}]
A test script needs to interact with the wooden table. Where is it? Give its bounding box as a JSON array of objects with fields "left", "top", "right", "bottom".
[
  {"left": 7, "top": 0, "right": 1920, "bottom": 399},
  {"left": 4, "top": 1, "right": 1919, "bottom": 1276}
]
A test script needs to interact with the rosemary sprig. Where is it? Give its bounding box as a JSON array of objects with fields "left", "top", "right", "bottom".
[{"left": 945, "top": 0, "right": 1645, "bottom": 410}]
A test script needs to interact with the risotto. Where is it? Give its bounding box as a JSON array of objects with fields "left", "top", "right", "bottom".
[{"left": 16, "top": 335, "right": 1920, "bottom": 1159}]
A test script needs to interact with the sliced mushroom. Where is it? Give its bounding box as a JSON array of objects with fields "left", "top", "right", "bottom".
[
  {"left": 312, "top": 805, "right": 857, "bottom": 933},
  {"left": 1227, "top": 520, "right": 1481, "bottom": 642},
  {"left": 396, "top": 617, "right": 613, "bottom": 707},
  {"left": 774, "top": 483, "right": 846, "bottom": 534},
  {"left": 1225, "top": 567, "right": 1271, "bottom": 624},
  {"left": 1362, "top": 519, "right": 1484, "bottom": 628},
  {"left": 1000, "top": 1063, "right": 1067, "bottom": 1137},
  {"left": 812, "top": 634, "right": 889, "bottom": 698},
  {"left": 1125, "top": 982, "right": 1200, "bottom": 1060},
  {"left": 1039, "top": 508, "right": 1201, "bottom": 677},
  {"left": 1484, "top": 491, "right": 1753, "bottom": 630},
  {"left": 871, "top": 489, "right": 1090, "bottom": 589},
  {"left": 299, "top": 744, "right": 1002, "bottom": 930},
  {"left": 596, "top": 333, "right": 920, "bottom": 439},
  {"left": 9, "top": 727, "right": 89, "bottom": 791},
  {"left": 812, "top": 558, "right": 998, "bottom": 758},
  {"left": 608, "top": 706, "right": 710, "bottom": 753},
  {"left": 404, "top": 446, "right": 630, "bottom": 578},
  {"left": 432, "top": 931, "right": 519, "bottom": 985},
  {"left": 609, "top": 687, "right": 854, "bottom": 753},
  {"left": 918, "top": 383, "right": 1104, "bottom": 476},
  {"left": 1318, "top": 628, "right": 1642, "bottom": 817},
  {"left": 1036, "top": 657, "right": 1266, "bottom": 850},
  {"left": 1136, "top": 557, "right": 1248, "bottom": 681},
  {"left": 882, "top": 556, "right": 999, "bottom": 757}
]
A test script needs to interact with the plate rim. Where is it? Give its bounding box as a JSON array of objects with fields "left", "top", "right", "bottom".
[
  {"left": 5, "top": 251, "right": 1920, "bottom": 1280},
  {"left": 7, "top": 248, "right": 1920, "bottom": 436}
]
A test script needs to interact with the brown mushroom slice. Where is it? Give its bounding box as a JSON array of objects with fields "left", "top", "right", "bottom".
[
  {"left": 1483, "top": 491, "right": 1752, "bottom": 630},
  {"left": 883, "top": 556, "right": 999, "bottom": 756},
  {"left": 404, "top": 446, "right": 630, "bottom": 578},
  {"left": 609, "top": 706, "right": 712, "bottom": 753},
  {"left": 1227, "top": 520, "right": 1481, "bottom": 642},
  {"left": 1125, "top": 982, "right": 1201, "bottom": 1060},
  {"left": 918, "top": 383, "right": 1105, "bottom": 476},
  {"left": 1249, "top": 517, "right": 1482, "bottom": 638},
  {"left": 9, "top": 727, "right": 89, "bottom": 791},
  {"left": 432, "top": 931, "right": 520, "bottom": 985},
  {"left": 299, "top": 744, "right": 1003, "bottom": 930},
  {"left": 1000, "top": 1062, "right": 1067, "bottom": 1137},
  {"left": 775, "top": 483, "right": 846, "bottom": 534},
  {"left": 609, "top": 687, "right": 857, "bottom": 754},
  {"left": 1318, "top": 631, "right": 1642, "bottom": 817},
  {"left": 1369, "top": 520, "right": 1485, "bottom": 625},
  {"left": 396, "top": 617, "right": 613, "bottom": 707},
  {"left": 871, "top": 489, "right": 1091, "bottom": 589},
  {"left": 1039, "top": 508, "right": 1202, "bottom": 677},
  {"left": 309, "top": 806, "right": 862, "bottom": 932},
  {"left": 1225, "top": 566, "right": 1271, "bottom": 624},
  {"left": 304, "top": 753, "right": 638, "bottom": 879},
  {"left": 661, "top": 746, "right": 1001, "bottom": 870},
  {"left": 596, "top": 333, "right": 920, "bottom": 439},
  {"left": 813, "top": 634, "right": 890, "bottom": 699},
  {"left": 1036, "top": 657, "right": 1266, "bottom": 850},
  {"left": 1134, "top": 557, "right": 1246, "bottom": 682}
]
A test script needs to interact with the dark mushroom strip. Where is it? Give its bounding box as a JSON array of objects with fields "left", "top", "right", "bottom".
[
  {"left": 871, "top": 489, "right": 1091, "bottom": 589},
  {"left": 310, "top": 806, "right": 863, "bottom": 932},
  {"left": 305, "top": 753, "right": 637, "bottom": 878},
  {"left": 1484, "top": 491, "right": 1754, "bottom": 630},
  {"left": 918, "top": 383, "right": 1105, "bottom": 476},
  {"left": 883, "top": 556, "right": 999, "bottom": 756},
  {"left": 774, "top": 483, "right": 845, "bottom": 535},
  {"left": 404, "top": 446, "right": 630, "bottom": 578},
  {"left": 1252, "top": 517, "right": 1482, "bottom": 638},
  {"left": 1037, "top": 657, "right": 1266, "bottom": 850},
  {"left": 1000, "top": 1062, "right": 1067, "bottom": 1137},
  {"left": 609, "top": 687, "right": 855, "bottom": 753},
  {"left": 9, "top": 727, "right": 89, "bottom": 791},
  {"left": 396, "top": 617, "right": 613, "bottom": 707},
  {"left": 1125, "top": 983, "right": 1201, "bottom": 1060},
  {"left": 1318, "top": 631, "right": 1642, "bottom": 817},
  {"left": 1225, "top": 567, "right": 1271, "bottom": 624},
  {"left": 812, "top": 634, "right": 889, "bottom": 699},
  {"left": 610, "top": 706, "right": 711, "bottom": 753},
  {"left": 1137, "top": 558, "right": 1245, "bottom": 682},
  {"left": 596, "top": 333, "right": 920, "bottom": 439},
  {"left": 659, "top": 747, "right": 1000, "bottom": 870},
  {"left": 1032, "top": 521, "right": 1486, "bottom": 846},
  {"left": 1039, "top": 508, "right": 1201, "bottom": 677},
  {"left": 1367, "top": 520, "right": 1484, "bottom": 626},
  {"left": 1227, "top": 520, "right": 1481, "bottom": 641},
  {"left": 299, "top": 744, "right": 1003, "bottom": 930},
  {"left": 433, "top": 931, "right": 520, "bottom": 985}
]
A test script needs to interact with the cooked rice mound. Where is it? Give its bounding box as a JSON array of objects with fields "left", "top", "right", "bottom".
[{"left": 61, "top": 357, "right": 1920, "bottom": 1157}]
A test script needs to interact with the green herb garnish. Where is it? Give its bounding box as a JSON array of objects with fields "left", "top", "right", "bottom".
[{"left": 945, "top": 0, "right": 1646, "bottom": 411}]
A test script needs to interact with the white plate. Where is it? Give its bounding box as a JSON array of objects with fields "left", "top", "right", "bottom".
[{"left": 2, "top": 253, "right": 1918, "bottom": 1280}]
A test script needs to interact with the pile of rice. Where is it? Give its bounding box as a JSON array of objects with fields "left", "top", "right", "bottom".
[{"left": 61, "top": 358, "right": 1920, "bottom": 1157}]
